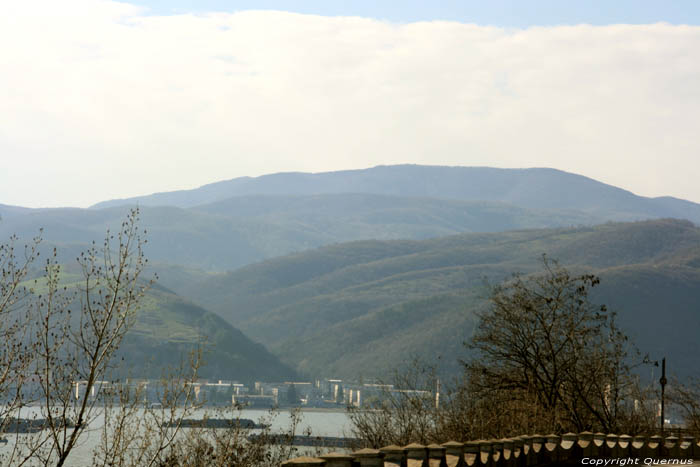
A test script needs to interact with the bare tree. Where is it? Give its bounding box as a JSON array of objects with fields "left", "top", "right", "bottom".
[
  {"left": 149, "top": 406, "right": 308, "bottom": 467},
  {"left": 90, "top": 349, "right": 204, "bottom": 467},
  {"left": 347, "top": 258, "right": 658, "bottom": 447},
  {"left": 669, "top": 378, "right": 700, "bottom": 436},
  {"left": 2, "top": 210, "right": 318, "bottom": 467},
  {"left": 347, "top": 361, "right": 528, "bottom": 446},
  {"left": 466, "top": 256, "right": 650, "bottom": 434},
  {"left": 0, "top": 232, "right": 42, "bottom": 455},
  {"left": 0, "top": 208, "right": 156, "bottom": 466},
  {"left": 347, "top": 361, "right": 440, "bottom": 447}
]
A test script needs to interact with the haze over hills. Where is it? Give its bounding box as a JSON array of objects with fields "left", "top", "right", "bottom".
[
  {"left": 154, "top": 219, "right": 700, "bottom": 379},
  {"left": 91, "top": 165, "right": 700, "bottom": 224},
  {"left": 3, "top": 166, "right": 700, "bottom": 382},
  {"left": 0, "top": 196, "right": 598, "bottom": 271},
  {"left": 4, "top": 166, "right": 700, "bottom": 272}
]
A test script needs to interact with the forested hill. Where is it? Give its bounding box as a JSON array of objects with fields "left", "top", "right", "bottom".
[
  {"left": 154, "top": 219, "right": 700, "bottom": 379},
  {"left": 91, "top": 165, "right": 700, "bottom": 224},
  {"left": 122, "top": 285, "right": 297, "bottom": 381}
]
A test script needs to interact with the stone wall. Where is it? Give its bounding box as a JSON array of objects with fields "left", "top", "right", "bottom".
[{"left": 282, "top": 432, "right": 699, "bottom": 466}]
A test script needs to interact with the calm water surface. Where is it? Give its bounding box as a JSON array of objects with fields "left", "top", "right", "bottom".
[{"left": 1, "top": 408, "right": 351, "bottom": 466}]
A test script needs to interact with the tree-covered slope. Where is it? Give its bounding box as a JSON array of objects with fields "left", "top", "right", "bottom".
[
  {"left": 91, "top": 165, "right": 700, "bottom": 224},
  {"left": 162, "top": 219, "right": 700, "bottom": 378},
  {"left": 121, "top": 285, "right": 297, "bottom": 381}
]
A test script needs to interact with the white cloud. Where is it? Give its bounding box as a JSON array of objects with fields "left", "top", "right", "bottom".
[{"left": 1, "top": 2, "right": 699, "bottom": 207}]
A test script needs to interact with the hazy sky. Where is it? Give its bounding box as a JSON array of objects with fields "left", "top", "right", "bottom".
[{"left": 1, "top": 1, "right": 699, "bottom": 208}]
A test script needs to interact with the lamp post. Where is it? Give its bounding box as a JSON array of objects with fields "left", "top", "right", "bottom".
[{"left": 659, "top": 357, "right": 667, "bottom": 437}]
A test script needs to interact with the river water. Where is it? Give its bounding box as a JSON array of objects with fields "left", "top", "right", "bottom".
[{"left": 1, "top": 408, "right": 352, "bottom": 466}]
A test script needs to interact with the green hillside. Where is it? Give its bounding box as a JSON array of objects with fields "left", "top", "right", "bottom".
[
  {"left": 158, "top": 219, "right": 700, "bottom": 378},
  {"left": 20, "top": 272, "right": 296, "bottom": 382},
  {"left": 120, "top": 286, "right": 297, "bottom": 381}
]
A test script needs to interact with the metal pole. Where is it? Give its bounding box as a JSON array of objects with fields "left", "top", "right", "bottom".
[{"left": 660, "top": 357, "right": 667, "bottom": 437}]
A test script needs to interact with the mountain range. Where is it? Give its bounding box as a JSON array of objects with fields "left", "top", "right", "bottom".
[
  {"left": 92, "top": 165, "right": 700, "bottom": 224},
  {"left": 4, "top": 166, "right": 700, "bottom": 272},
  {"left": 2, "top": 165, "right": 699, "bottom": 380}
]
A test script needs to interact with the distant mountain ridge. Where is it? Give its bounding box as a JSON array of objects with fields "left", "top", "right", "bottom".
[
  {"left": 90, "top": 165, "right": 700, "bottom": 224},
  {"left": 5, "top": 165, "right": 699, "bottom": 272},
  {"left": 0, "top": 195, "right": 598, "bottom": 271}
]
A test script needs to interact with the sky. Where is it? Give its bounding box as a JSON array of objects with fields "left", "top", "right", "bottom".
[
  {"left": 1, "top": 1, "right": 699, "bottom": 208},
  {"left": 133, "top": 1, "right": 700, "bottom": 27}
]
